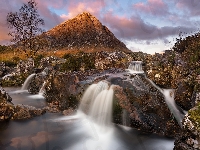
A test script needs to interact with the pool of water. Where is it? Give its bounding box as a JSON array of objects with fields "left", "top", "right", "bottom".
[{"left": 0, "top": 87, "right": 175, "bottom": 150}]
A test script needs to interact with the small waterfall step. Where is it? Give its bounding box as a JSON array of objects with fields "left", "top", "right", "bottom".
[
  {"left": 78, "top": 81, "right": 114, "bottom": 129},
  {"left": 126, "top": 61, "right": 144, "bottom": 74},
  {"left": 21, "top": 73, "right": 36, "bottom": 90}
]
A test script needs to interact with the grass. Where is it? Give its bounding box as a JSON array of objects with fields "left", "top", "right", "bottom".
[{"left": 0, "top": 46, "right": 127, "bottom": 62}]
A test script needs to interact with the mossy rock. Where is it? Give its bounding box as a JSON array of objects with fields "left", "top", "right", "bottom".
[{"left": 188, "top": 102, "right": 200, "bottom": 132}]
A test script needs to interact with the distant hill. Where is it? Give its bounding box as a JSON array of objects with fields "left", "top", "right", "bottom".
[{"left": 44, "top": 12, "right": 130, "bottom": 53}]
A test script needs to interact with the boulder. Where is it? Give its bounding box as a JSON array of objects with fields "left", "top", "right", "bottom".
[
  {"left": 12, "top": 104, "right": 46, "bottom": 120},
  {"left": 0, "top": 87, "right": 14, "bottom": 121},
  {"left": 108, "top": 73, "right": 181, "bottom": 137}
]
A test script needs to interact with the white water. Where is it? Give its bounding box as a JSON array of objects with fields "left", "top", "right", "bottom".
[
  {"left": 126, "top": 61, "right": 144, "bottom": 74},
  {"left": 89, "top": 85, "right": 114, "bottom": 127},
  {"left": 79, "top": 81, "right": 109, "bottom": 113},
  {"left": 163, "top": 89, "right": 185, "bottom": 127},
  {"left": 21, "top": 73, "right": 36, "bottom": 90},
  {"left": 146, "top": 77, "right": 185, "bottom": 127},
  {"left": 39, "top": 81, "right": 47, "bottom": 95},
  {"left": 76, "top": 81, "right": 114, "bottom": 132},
  {"left": 3, "top": 87, "right": 174, "bottom": 150}
]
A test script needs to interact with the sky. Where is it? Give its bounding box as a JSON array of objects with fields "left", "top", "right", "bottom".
[{"left": 0, "top": 0, "right": 200, "bottom": 54}]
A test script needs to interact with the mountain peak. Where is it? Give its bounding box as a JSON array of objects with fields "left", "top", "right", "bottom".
[
  {"left": 46, "top": 12, "right": 129, "bottom": 53},
  {"left": 78, "top": 11, "right": 93, "bottom": 17}
]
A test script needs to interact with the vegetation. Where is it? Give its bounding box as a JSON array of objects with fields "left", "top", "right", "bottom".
[
  {"left": 61, "top": 52, "right": 96, "bottom": 72},
  {"left": 172, "top": 32, "right": 200, "bottom": 54},
  {"left": 7, "top": 0, "right": 45, "bottom": 58},
  {"left": 1, "top": 74, "right": 28, "bottom": 87},
  {"left": 188, "top": 102, "right": 200, "bottom": 132}
]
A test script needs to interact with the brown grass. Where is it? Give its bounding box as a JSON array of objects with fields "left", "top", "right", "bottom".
[{"left": 0, "top": 46, "right": 130, "bottom": 62}]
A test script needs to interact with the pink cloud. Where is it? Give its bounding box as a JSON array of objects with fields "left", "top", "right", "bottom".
[
  {"left": 101, "top": 11, "right": 195, "bottom": 41},
  {"left": 133, "top": 0, "right": 168, "bottom": 16},
  {"left": 61, "top": 0, "right": 105, "bottom": 20}
]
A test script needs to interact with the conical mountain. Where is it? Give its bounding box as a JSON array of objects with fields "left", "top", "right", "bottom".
[{"left": 45, "top": 12, "right": 130, "bottom": 53}]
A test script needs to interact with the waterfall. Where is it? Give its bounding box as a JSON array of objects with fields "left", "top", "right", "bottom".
[
  {"left": 78, "top": 81, "right": 114, "bottom": 129},
  {"left": 39, "top": 81, "right": 47, "bottom": 95},
  {"left": 145, "top": 77, "right": 185, "bottom": 127},
  {"left": 21, "top": 73, "right": 36, "bottom": 90},
  {"left": 79, "top": 81, "right": 109, "bottom": 113},
  {"left": 126, "top": 61, "right": 144, "bottom": 74},
  {"left": 89, "top": 85, "right": 114, "bottom": 127},
  {"left": 162, "top": 89, "right": 185, "bottom": 127}
]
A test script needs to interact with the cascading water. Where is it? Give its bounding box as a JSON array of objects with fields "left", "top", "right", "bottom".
[
  {"left": 145, "top": 77, "right": 185, "bottom": 127},
  {"left": 79, "top": 81, "right": 109, "bottom": 113},
  {"left": 126, "top": 61, "right": 144, "bottom": 74},
  {"left": 89, "top": 85, "right": 114, "bottom": 127},
  {"left": 126, "top": 61, "right": 185, "bottom": 127},
  {"left": 21, "top": 73, "right": 36, "bottom": 90},
  {"left": 162, "top": 89, "right": 185, "bottom": 127},
  {"left": 78, "top": 81, "right": 114, "bottom": 130},
  {"left": 39, "top": 81, "right": 47, "bottom": 95}
]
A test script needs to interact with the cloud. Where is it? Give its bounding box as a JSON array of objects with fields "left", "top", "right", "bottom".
[
  {"left": 60, "top": 0, "right": 105, "bottom": 20},
  {"left": 0, "top": 0, "right": 64, "bottom": 43},
  {"left": 36, "top": 2, "right": 63, "bottom": 30},
  {"left": 133, "top": 0, "right": 169, "bottom": 16},
  {"left": 0, "top": 0, "right": 198, "bottom": 51},
  {"left": 176, "top": 0, "right": 200, "bottom": 16},
  {"left": 101, "top": 12, "right": 195, "bottom": 41}
]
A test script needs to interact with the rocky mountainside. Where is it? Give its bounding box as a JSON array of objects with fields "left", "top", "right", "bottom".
[{"left": 44, "top": 12, "right": 130, "bottom": 53}]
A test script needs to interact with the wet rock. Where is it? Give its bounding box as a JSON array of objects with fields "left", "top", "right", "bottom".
[
  {"left": 110, "top": 74, "right": 181, "bottom": 137},
  {"left": 0, "top": 87, "right": 14, "bottom": 121},
  {"left": 12, "top": 104, "right": 46, "bottom": 120}
]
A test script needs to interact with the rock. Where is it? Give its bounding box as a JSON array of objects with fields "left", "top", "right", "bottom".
[
  {"left": 0, "top": 62, "right": 6, "bottom": 77},
  {"left": 44, "top": 71, "right": 80, "bottom": 110},
  {"left": 174, "top": 80, "right": 195, "bottom": 111},
  {"left": 174, "top": 92, "right": 200, "bottom": 150},
  {"left": 16, "top": 58, "right": 35, "bottom": 74},
  {"left": 109, "top": 74, "right": 181, "bottom": 137},
  {"left": 44, "top": 69, "right": 182, "bottom": 137},
  {"left": 12, "top": 104, "right": 46, "bottom": 120},
  {"left": 0, "top": 87, "right": 14, "bottom": 121}
]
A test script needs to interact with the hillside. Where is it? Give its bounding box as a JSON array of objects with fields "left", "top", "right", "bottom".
[{"left": 44, "top": 12, "right": 130, "bottom": 53}]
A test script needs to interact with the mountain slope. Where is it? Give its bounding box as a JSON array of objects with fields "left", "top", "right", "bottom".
[{"left": 45, "top": 12, "right": 130, "bottom": 53}]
